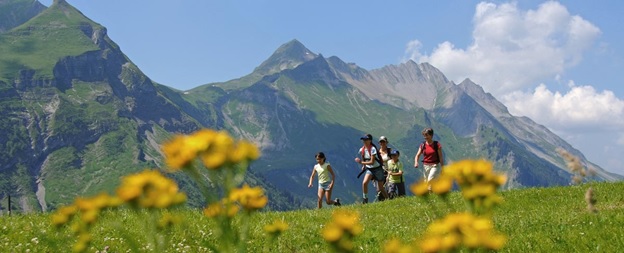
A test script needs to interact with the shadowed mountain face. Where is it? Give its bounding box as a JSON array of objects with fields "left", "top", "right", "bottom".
[{"left": 0, "top": 1, "right": 620, "bottom": 213}]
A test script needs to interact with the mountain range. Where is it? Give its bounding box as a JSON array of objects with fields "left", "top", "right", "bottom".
[{"left": 0, "top": 0, "right": 621, "bottom": 212}]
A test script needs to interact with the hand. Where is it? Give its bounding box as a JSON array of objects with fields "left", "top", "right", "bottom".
[
  {"left": 414, "top": 162, "right": 419, "bottom": 168},
  {"left": 354, "top": 157, "right": 361, "bottom": 163},
  {"left": 308, "top": 183, "right": 312, "bottom": 188}
]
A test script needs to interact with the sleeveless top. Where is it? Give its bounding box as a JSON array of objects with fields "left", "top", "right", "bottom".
[{"left": 314, "top": 162, "right": 331, "bottom": 183}]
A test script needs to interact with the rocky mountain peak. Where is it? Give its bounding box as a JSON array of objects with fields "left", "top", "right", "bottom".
[
  {"left": 253, "top": 39, "right": 318, "bottom": 75},
  {"left": 457, "top": 78, "right": 510, "bottom": 117}
]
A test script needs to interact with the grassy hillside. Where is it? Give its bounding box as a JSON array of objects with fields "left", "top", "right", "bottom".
[
  {"left": 0, "top": 1, "right": 101, "bottom": 82},
  {"left": 1, "top": 181, "right": 622, "bottom": 252}
]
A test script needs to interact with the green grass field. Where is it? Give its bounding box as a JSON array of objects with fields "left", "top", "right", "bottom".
[{"left": 1, "top": 181, "right": 622, "bottom": 252}]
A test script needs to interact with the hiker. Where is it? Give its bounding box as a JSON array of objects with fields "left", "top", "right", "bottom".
[
  {"left": 378, "top": 135, "right": 392, "bottom": 170},
  {"left": 355, "top": 134, "right": 389, "bottom": 204},
  {"left": 387, "top": 150, "right": 405, "bottom": 198},
  {"left": 378, "top": 136, "right": 392, "bottom": 196},
  {"left": 414, "top": 128, "right": 444, "bottom": 188},
  {"left": 308, "top": 152, "right": 341, "bottom": 208}
]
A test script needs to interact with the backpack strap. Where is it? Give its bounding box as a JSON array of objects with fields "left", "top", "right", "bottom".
[
  {"left": 421, "top": 141, "right": 438, "bottom": 153},
  {"left": 361, "top": 144, "right": 383, "bottom": 169},
  {"left": 421, "top": 141, "right": 440, "bottom": 162}
]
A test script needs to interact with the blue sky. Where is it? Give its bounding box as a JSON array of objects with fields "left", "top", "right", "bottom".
[{"left": 41, "top": 0, "right": 624, "bottom": 175}]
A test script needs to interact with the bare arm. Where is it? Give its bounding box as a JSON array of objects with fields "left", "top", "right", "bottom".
[
  {"left": 327, "top": 165, "right": 336, "bottom": 189},
  {"left": 414, "top": 147, "right": 422, "bottom": 168},
  {"left": 438, "top": 146, "right": 444, "bottom": 169},
  {"left": 308, "top": 168, "right": 316, "bottom": 188}
]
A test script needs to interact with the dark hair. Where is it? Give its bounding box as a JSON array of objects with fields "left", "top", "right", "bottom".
[
  {"left": 315, "top": 152, "right": 326, "bottom": 162},
  {"left": 422, "top": 128, "right": 434, "bottom": 136}
]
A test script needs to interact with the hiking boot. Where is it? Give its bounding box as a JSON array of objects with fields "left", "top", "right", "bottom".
[
  {"left": 333, "top": 198, "right": 341, "bottom": 206},
  {"left": 362, "top": 197, "right": 368, "bottom": 204},
  {"left": 376, "top": 191, "right": 385, "bottom": 202}
]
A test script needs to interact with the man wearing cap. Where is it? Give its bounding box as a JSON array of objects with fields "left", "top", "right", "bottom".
[{"left": 355, "top": 134, "right": 389, "bottom": 203}]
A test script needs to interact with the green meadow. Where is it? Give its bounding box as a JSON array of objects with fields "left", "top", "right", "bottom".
[{"left": 1, "top": 181, "right": 622, "bottom": 252}]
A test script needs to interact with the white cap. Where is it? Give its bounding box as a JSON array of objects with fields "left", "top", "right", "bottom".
[{"left": 379, "top": 136, "right": 388, "bottom": 142}]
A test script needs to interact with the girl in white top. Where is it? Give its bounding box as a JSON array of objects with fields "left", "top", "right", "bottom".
[{"left": 308, "top": 152, "right": 340, "bottom": 208}]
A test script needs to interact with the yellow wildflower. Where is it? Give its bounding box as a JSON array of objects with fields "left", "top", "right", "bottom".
[
  {"left": 229, "top": 184, "right": 268, "bottom": 211},
  {"left": 410, "top": 180, "right": 429, "bottom": 196},
  {"left": 430, "top": 176, "right": 453, "bottom": 195},
  {"left": 116, "top": 170, "right": 186, "bottom": 208},
  {"left": 229, "top": 140, "right": 261, "bottom": 164},
  {"left": 203, "top": 202, "right": 223, "bottom": 218},
  {"left": 383, "top": 238, "right": 414, "bottom": 253},
  {"left": 421, "top": 212, "right": 506, "bottom": 252},
  {"left": 203, "top": 199, "right": 240, "bottom": 218},
  {"left": 162, "top": 135, "right": 198, "bottom": 170},
  {"left": 264, "top": 220, "right": 289, "bottom": 236},
  {"left": 51, "top": 212, "right": 70, "bottom": 227},
  {"left": 321, "top": 224, "right": 343, "bottom": 242},
  {"left": 201, "top": 151, "right": 228, "bottom": 170},
  {"left": 80, "top": 209, "right": 99, "bottom": 224},
  {"left": 188, "top": 129, "right": 217, "bottom": 151},
  {"left": 484, "top": 234, "right": 507, "bottom": 250},
  {"left": 158, "top": 212, "right": 182, "bottom": 229},
  {"left": 420, "top": 236, "right": 443, "bottom": 253},
  {"left": 332, "top": 210, "right": 363, "bottom": 235}
]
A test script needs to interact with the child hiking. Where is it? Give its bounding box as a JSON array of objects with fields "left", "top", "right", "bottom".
[
  {"left": 387, "top": 150, "right": 406, "bottom": 198},
  {"left": 414, "top": 127, "right": 444, "bottom": 190},
  {"left": 355, "top": 134, "right": 389, "bottom": 204},
  {"left": 308, "top": 152, "right": 341, "bottom": 208}
]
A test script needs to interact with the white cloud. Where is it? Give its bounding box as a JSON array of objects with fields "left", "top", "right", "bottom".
[
  {"left": 503, "top": 83, "right": 624, "bottom": 175},
  {"left": 403, "top": 40, "right": 423, "bottom": 63},
  {"left": 402, "top": 1, "right": 624, "bottom": 174},
  {"left": 405, "top": 1, "right": 601, "bottom": 96},
  {"left": 502, "top": 83, "right": 624, "bottom": 131}
]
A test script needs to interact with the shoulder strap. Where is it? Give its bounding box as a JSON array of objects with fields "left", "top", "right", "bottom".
[
  {"left": 370, "top": 143, "right": 383, "bottom": 164},
  {"left": 421, "top": 141, "right": 439, "bottom": 153}
]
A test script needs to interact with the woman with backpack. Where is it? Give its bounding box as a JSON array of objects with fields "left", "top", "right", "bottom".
[
  {"left": 355, "top": 134, "right": 389, "bottom": 204},
  {"left": 378, "top": 136, "right": 392, "bottom": 199},
  {"left": 414, "top": 128, "right": 444, "bottom": 190}
]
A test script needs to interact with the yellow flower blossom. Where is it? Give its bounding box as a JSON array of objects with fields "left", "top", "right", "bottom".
[
  {"left": 203, "top": 199, "right": 240, "bottom": 218},
  {"left": 188, "top": 129, "right": 217, "bottom": 151},
  {"left": 410, "top": 180, "right": 430, "bottom": 196},
  {"left": 322, "top": 224, "right": 344, "bottom": 242},
  {"left": 229, "top": 184, "right": 268, "bottom": 211},
  {"left": 420, "top": 236, "right": 443, "bottom": 253},
  {"left": 264, "top": 220, "right": 289, "bottom": 236},
  {"left": 51, "top": 212, "right": 70, "bottom": 227},
  {"left": 321, "top": 209, "right": 362, "bottom": 253},
  {"left": 116, "top": 170, "right": 186, "bottom": 208},
  {"left": 158, "top": 212, "right": 182, "bottom": 229},
  {"left": 332, "top": 210, "right": 363, "bottom": 235},
  {"left": 420, "top": 212, "right": 506, "bottom": 252},
  {"left": 203, "top": 202, "right": 223, "bottom": 218},
  {"left": 430, "top": 176, "right": 453, "bottom": 195},
  {"left": 383, "top": 238, "right": 414, "bottom": 253},
  {"left": 484, "top": 234, "right": 507, "bottom": 250},
  {"left": 201, "top": 151, "right": 228, "bottom": 170},
  {"left": 162, "top": 135, "right": 199, "bottom": 170},
  {"left": 229, "top": 140, "right": 261, "bottom": 164},
  {"left": 81, "top": 209, "right": 99, "bottom": 224}
]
